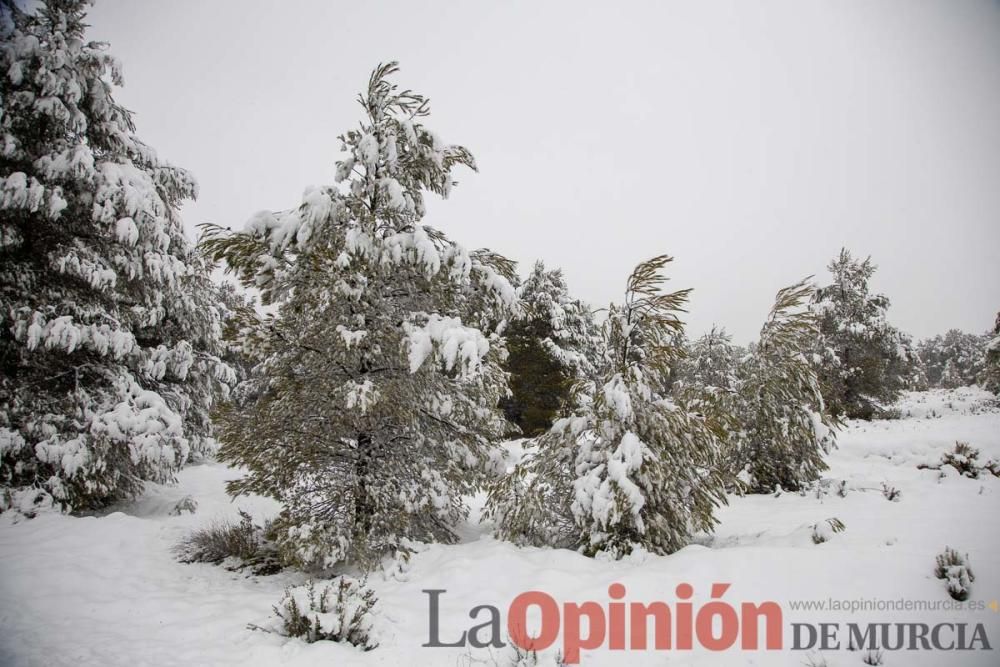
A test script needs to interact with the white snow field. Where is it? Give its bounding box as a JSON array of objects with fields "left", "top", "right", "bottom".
[{"left": 2, "top": 388, "right": 998, "bottom": 666}]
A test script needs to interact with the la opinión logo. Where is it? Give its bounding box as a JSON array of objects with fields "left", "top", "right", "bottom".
[
  {"left": 422, "top": 584, "right": 994, "bottom": 664},
  {"left": 423, "top": 582, "right": 782, "bottom": 663}
]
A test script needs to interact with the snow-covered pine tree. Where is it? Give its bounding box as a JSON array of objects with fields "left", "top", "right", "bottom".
[
  {"left": 0, "top": 0, "right": 234, "bottom": 513},
  {"left": 672, "top": 325, "right": 742, "bottom": 392},
  {"left": 487, "top": 256, "right": 729, "bottom": 558},
  {"left": 201, "top": 62, "right": 517, "bottom": 569},
  {"left": 898, "top": 330, "right": 930, "bottom": 392},
  {"left": 733, "top": 280, "right": 837, "bottom": 492},
  {"left": 917, "top": 329, "right": 987, "bottom": 389},
  {"left": 501, "top": 260, "right": 598, "bottom": 435},
  {"left": 211, "top": 280, "right": 256, "bottom": 385},
  {"left": 984, "top": 312, "right": 1000, "bottom": 395},
  {"left": 812, "top": 249, "right": 913, "bottom": 419}
]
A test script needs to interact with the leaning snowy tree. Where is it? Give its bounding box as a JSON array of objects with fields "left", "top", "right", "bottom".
[
  {"left": 500, "top": 260, "right": 598, "bottom": 436},
  {"left": 487, "top": 255, "right": 730, "bottom": 558},
  {"left": 733, "top": 280, "right": 838, "bottom": 493},
  {"left": 0, "top": 0, "right": 234, "bottom": 513},
  {"left": 812, "top": 249, "right": 914, "bottom": 419},
  {"left": 201, "top": 62, "right": 517, "bottom": 569}
]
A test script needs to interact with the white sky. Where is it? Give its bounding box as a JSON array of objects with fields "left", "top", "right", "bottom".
[{"left": 85, "top": 0, "right": 1000, "bottom": 343}]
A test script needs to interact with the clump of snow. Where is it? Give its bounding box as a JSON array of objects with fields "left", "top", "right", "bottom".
[
  {"left": 602, "top": 375, "right": 633, "bottom": 421},
  {"left": 345, "top": 379, "right": 379, "bottom": 414},
  {"left": 405, "top": 314, "right": 490, "bottom": 377}
]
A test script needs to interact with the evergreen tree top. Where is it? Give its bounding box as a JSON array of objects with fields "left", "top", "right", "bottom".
[
  {"left": 201, "top": 62, "right": 515, "bottom": 314},
  {"left": 606, "top": 254, "right": 689, "bottom": 386}
]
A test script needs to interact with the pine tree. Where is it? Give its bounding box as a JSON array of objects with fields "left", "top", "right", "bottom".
[
  {"left": 983, "top": 312, "right": 1000, "bottom": 395},
  {"left": 487, "top": 256, "right": 729, "bottom": 558},
  {"left": 673, "top": 325, "right": 742, "bottom": 392},
  {"left": 501, "top": 261, "right": 598, "bottom": 436},
  {"left": 917, "top": 329, "right": 987, "bottom": 389},
  {"left": 0, "top": 0, "right": 234, "bottom": 512},
  {"left": 812, "top": 249, "right": 913, "bottom": 419},
  {"left": 733, "top": 280, "right": 838, "bottom": 492},
  {"left": 201, "top": 63, "right": 516, "bottom": 569}
]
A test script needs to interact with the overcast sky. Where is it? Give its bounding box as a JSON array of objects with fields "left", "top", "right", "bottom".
[{"left": 85, "top": 0, "right": 999, "bottom": 343}]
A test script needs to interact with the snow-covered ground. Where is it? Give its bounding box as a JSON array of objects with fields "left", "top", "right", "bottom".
[{"left": 2, "top": 388, "right": 998, "bottom": 666}]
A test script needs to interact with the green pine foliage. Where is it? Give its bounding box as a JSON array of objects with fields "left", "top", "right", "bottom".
[
  {"left": 502, "top": 324, "right": 570, "bottom": 436},
  {"left": 487, "top": 256, "right": 730, "bottom": 558},
  {"left": 812, "top": 249, "right": 914, "bottom": 419},
  {"left": 202, "top": 63, "right": 516, "bottom": 569},
  {"left": 0, "top": 0, "right": 234, "bottom": 512},
  {"left": 501, "top": 261, "right": 598, "bottom": 436}
]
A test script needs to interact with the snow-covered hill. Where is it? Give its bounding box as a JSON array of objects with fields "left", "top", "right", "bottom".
[{"left": 2, "top": 388, "right": 998, "bottom": 666}]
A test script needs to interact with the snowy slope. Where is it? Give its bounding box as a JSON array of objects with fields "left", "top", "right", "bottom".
[{"left": 1, "top": 388, "right": 998, "bottom": 666}]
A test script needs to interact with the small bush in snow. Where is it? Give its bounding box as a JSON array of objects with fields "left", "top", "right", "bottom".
[
  {"left": 271, "top": 578, "right": 378, "bottom": 648},
  {"left": 942, "top": 442, "right": 983, "bottom": 478},
  {"left": 170, "top": 496, "right": 198, "bottom": 515},
  {"left": 811, "top": 517, "right": 846, "bottom": 544},
  {"left": 803, "top": 653, "right": 831, "bottom": 667},
  {"left": 459, "top": 640, "right": 565, "bottom": 667},
  {"left": 935, "top": 547, "right": 975, "bottom": 601},
  {"left": 862, "top": 648, "right": 884, "bottom": 665},
  {"left": 175, "top": 511, "right": 281, "bottom": 574},
  {"left": 919, "top": 442, "right": 1000, "bottom": 480},
  {"left": 0, "top": 487, "right": 57, "bottom": 519},
  {"left": 880, "top": 483, "right": 901, "bottom": 502},
  {"left": 505, "top": 644, "right": 565, "bottom": 667}
]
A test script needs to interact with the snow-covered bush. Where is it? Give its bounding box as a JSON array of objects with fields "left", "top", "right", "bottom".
[
  {"left": 170, "top": 495, "right": 198, "bottom": 515},
  {"left": 862, "top": 648, "right": 885, "bottom": 665},
  {"left": 0, "top": 0, "right": 234, "bottom": 512},
  {"left": 935, "top": 547, "right": 975, "bottom": 601},
  {"left": 488, "top": 256, "right": 730, "bottom": 557},
  {"left": 880, "top": 483, "right": 901, "bottom": 502},
  {"left": 942, "top": 442, "right": 985, "bottom": 478},
  {"left": 919, "top": 441, "right": 1000, "bottom": 480},
  {"left": 202, "top": 63, "right": 515, "bottom": 569},
  {"left": 812, "top": 249, "right": 916, "bottom": 419},
  {"left": 508, "top": 646, "right": 564, "bottom": 667},
  {"left": 269, "top": 578, "right": 378, "bottom": 648},
  {"left": 811, "top": 517, "right": 846, "bottom": 544},
  {"left": 175, "top": 510, "right": 280, "bottom": 574},
  {"left": 731, "top": 280, "right": 839, "bottom": 492},
  {"left": 802, "top": 654, "right": 830, "bottom": 667}
]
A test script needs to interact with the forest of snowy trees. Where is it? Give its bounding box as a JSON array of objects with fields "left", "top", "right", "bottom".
[{"left": 1, "top": 2, "right": 998, "bottom": 645}]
